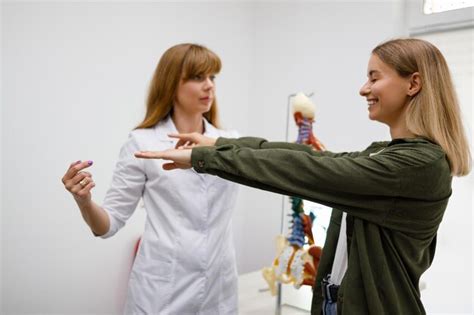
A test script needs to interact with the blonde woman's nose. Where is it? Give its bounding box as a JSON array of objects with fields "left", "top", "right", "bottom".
[{"left": 359, "top": 81, "right": 370, "bottom": 96}]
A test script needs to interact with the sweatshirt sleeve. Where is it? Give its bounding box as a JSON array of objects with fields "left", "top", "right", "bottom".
[
  {"left": 215, "top": 137, "right": 365, "bottom": 158},
  {"left": 191, "top": 139, "right": 450, "bottom": 232},
  {"left": 191, "top": 143, "right": 400, "bottom": 226}
]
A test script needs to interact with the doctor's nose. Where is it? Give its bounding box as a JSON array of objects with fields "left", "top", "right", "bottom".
[{"left": 203, "top": 78, "right": 214, "bottom": 90}]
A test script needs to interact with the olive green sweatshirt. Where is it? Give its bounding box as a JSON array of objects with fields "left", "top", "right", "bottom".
[{"left": 191, "top": 137, "right": 452, "bottom": 315}]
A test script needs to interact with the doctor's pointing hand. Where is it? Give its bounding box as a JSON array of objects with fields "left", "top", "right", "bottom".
[{"left": 134, "top": 132, "right": 216, "bottom": 170}]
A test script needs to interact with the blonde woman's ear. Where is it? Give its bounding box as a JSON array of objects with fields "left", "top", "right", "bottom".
[{"left": 408, "top": 72, "right": 422, "bottom": 96}]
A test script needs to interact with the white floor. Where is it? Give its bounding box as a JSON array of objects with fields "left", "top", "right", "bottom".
[{"left": 238, "top": 271, "right": 310, "bottom": 315}]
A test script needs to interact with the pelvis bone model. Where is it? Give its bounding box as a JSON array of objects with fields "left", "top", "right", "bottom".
[{"left": 262, "top": 92, "right": 324, "bottom": 295}]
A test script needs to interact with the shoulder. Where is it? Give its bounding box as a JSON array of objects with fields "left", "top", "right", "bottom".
[
  {"left": 383, "top": 139, "right": 452, "bottom": 198},
  {"left": 128, "top": 128, "right": 157, "bottom": 141},
  {"left": 387, "top": 138, "right": 445, "bottom": 162},
  {"left": 118, "top": 128, "right": 157, "bottom": 151},
  {"left": 376, "top": 138, "right": 448, "bottom": 173}
]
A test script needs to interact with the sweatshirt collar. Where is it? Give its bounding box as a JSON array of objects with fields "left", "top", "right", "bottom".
[{"left": 388, "top": 137, "right": 436, "bottom": 146}]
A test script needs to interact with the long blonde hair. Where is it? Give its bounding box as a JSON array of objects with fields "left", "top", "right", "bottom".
[
  {"left": 136, "top": 43, "right": 221, "bottom": 129},
  {"left": 373, "top": 38, "right": 471, "bottom": 176}
]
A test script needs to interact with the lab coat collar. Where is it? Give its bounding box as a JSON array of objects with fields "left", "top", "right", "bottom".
[{"left": 154, "top": 115, "right": 219, "bottom": 141}]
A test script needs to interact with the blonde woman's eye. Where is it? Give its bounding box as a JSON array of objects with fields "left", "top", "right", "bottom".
[
  {"left": 192, "top": 75, "right": 203, "bottom": 81},
  {"left": 210, "top": 75, "right": 216, "bottom": 81}
]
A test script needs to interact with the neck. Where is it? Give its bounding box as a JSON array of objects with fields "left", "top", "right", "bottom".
[
  {"left": 390, "top": 128, "right": 415, "bottom": 140},
  {"left": 389, "top": 118, "right": 415, "bottom": 140},
  {"left": 171, "top": 110, "right": 204, "bottom": 134},
  {"left": 387, "top": 107, "right": 416, "bottom": 140}
]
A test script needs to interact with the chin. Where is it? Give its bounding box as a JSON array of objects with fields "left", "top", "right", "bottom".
[
  {"left": 202, "top": 105, "right": 212, "bottom": 112},
  {"left": 368, "top": 110, "right": 376, "bottom": 121},
  {"left": 368, "top": 108, "right": 382, "bottom": 121}
]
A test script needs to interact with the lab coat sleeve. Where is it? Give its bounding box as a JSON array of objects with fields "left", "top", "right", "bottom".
[{"left": 100, "top": 133, "right": 146, "bottom": 238}]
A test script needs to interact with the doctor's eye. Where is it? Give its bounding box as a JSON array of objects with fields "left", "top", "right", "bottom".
[{"left": 192, "top": 74, "right": 204, "bottom": 81}]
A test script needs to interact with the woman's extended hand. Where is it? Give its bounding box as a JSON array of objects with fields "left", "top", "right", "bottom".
[
  {"left": 61, "top": 160, "right": 95, "bottom": 203},
  {"left": 168, "top": 132, "right": 216, "bottom": 149},
  {"left": 135, "top": 149, "right": 192, "bottom": 170}
]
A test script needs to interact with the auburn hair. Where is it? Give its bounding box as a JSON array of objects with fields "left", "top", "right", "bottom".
[{"left": 136, "top": 43, "right": 221, "bottom": 129}]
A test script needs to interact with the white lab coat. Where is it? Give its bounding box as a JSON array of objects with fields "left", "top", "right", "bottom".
[{"left": 100, "top": 116, "right": 239, "bottom": 315}]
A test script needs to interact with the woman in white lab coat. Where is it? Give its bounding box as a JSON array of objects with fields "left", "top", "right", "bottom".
[{"left": 61, "top": 43, "right": 239, "bottom": 314}]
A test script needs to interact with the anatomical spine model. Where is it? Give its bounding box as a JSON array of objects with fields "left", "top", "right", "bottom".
[
  {"left": 292, "top": 92, "right": 325, "bottom": 151},
  {"left": 262, "top": 92, "right": 324, "bottom": 295}
]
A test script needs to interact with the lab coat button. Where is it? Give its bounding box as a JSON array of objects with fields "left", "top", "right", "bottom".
[{"left": 198, "top": 160, "right": 205, "bottom": 168}]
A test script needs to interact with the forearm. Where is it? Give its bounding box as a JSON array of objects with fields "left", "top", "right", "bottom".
[{"left": 75, "top": 198, "right": 110, "bottom": 236}]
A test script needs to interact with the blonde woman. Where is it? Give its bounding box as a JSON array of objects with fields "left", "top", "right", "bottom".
[
  {"left": 136, "top": 38, "right": 471, "bottom": 314},
  {"left": 62, "top": 44, "right": 240, "bottom": 314}
]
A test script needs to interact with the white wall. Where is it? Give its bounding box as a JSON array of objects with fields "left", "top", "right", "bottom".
[
  {"left": 2, "top": 1, "right": 472, "bottom": 314},
  {"left": 2, "top": 2, "right": 254, "bottom": 314}
]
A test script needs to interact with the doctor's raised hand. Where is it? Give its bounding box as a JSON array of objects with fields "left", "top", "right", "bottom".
[
  {"left": 61, "top": 159, "right": 110, "bottom": 236},
  {"left": 169, "top": 132, "right": 217, "bottom": 149},
  {"left": 62, "top": 160, "right": 95, "bottom": 202},
  {"left": 134, "top": 132, "right": 216, "bottom": 169}
]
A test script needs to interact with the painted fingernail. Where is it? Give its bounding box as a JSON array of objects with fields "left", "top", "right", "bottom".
[{"left": 88, "top": 160, "right": 93, "bottom": 165}]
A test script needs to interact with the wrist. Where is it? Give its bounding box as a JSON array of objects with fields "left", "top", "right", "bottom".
[{"left": 74, "top": 195, "right": 92, "bottom": 208}]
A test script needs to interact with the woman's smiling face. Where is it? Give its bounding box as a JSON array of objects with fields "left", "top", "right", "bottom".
[{"left": 359, "top": 54, "right": 412, "bottom": 127}]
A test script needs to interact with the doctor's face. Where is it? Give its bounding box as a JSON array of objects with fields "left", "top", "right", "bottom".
[{"left": 175, "top": 73, "right": 216, "bottom": 116}]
